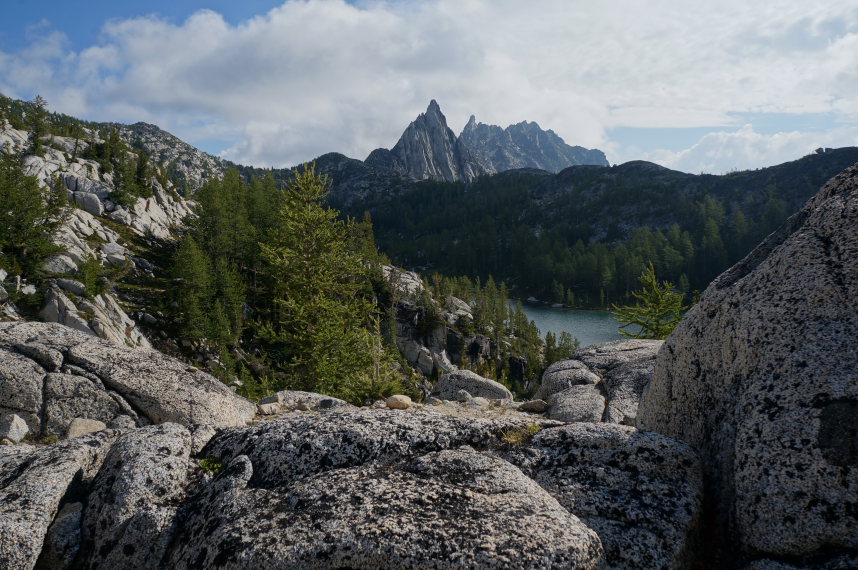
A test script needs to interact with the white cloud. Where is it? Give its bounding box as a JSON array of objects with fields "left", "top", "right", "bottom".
[
  {"left": 635, "top": 124, "right": 858, "bottom": 174},
  {"left": 1, "top": 0, "right": 857, "bottom": 168}
]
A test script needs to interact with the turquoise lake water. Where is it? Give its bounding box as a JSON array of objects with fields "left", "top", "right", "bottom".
[{"left": 516, "top": 303, "right": 625, "bottom": 348}]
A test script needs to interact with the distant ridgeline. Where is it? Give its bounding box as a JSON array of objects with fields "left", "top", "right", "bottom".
[{"left": 331, "top": 148, "right": 858, "bottom": 308}]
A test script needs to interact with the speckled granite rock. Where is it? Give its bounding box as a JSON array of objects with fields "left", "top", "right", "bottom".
[
  {"left": 0, "top": 414, "right": 29, "bottom": 443},
  {"left": 600, "top": 358, "right": 659, "bottom": 425},
  {"left": 573, "top": 340, "right": 662, "bottom": 375},
  {"left": 36, "top": 502, "right": 83, "bottom": 570},
  {"left": 257, "top": 390, "right": 356, "bottom": 412},
  {"left": 534, "top": 359, "right": 600, "bottom": 401},
  {"left": 742, "top": 555, "right": 858, "bottom": 570},
  {"left": 431, "top": 369, "right": 513, "bottom": 401},
  {"left": 79, "top": 423, "right": 191, "bottom": 570},
  {"left": 0, "top": 322, "right": 255, "bottom": 433},
  {"left": 534, "top": 341, "right": 661, "bottom": 426},
  {"left": 546, "top": 384, "right": 606, "bottom": 423},
  {"left": 505, "top": 423, "right": 703, "bottom": 570},
  {"left": 43, "top": 373, "right": 125, "bottom": 436},
  {"left": 203, "top": 410, "right": 561, "bottom": 487},
  {"left": 638, "top": 164, "right": 858, "bottom": 559},
  {"left": 164, "top": 450, "right": 605, "bottom": 569},
  {"left": 0, "top": 347, "right": 46, "bottom": 432},
  {"left": 0, "top": 430, "right": 118, "bottom": 570},
  {"left": 67, "top": 339, "right": 255, "bottom": 427}
]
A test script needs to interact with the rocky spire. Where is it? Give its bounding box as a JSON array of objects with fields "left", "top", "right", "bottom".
[{"left": 385, "top": 101, "right": 487, "bottom": 182}]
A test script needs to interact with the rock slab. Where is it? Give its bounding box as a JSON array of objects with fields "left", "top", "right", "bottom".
[
  {"left": 638, "top": 164, "right": 858, "bottom": 559},
  {"left": 432, "top": 369, "right": 513, "bottom": 401}
]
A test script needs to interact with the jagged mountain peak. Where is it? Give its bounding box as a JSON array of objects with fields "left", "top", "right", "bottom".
[
  {"left": 367, "top": 100, "right": 486, "bottom": 183},
  {"left": 368, "top": 100, "right": 609, "bottom": 183},
  {"left": 460, "top": 116, "right": 608, "bottom": 173}
]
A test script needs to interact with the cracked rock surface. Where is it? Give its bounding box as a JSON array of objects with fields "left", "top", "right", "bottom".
[
  {"left": 0, "top": 430, "right": 118, "bottom": 570},
  {"left": 534, "top": 340, "right": 662, "bottom": 425},
  {"left": 0, "top": 403, "right": 702, "bottom": 570},
  {"left": 638, "top": 164, "right": 858, "bottom": 561},
  {"left": 0, "top": 322, "right": 255, "bottom": 436}
]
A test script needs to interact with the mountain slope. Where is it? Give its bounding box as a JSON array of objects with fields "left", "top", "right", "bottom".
[
  {"left": 113, "top": 122, "right": 229, "bottom": 192},
  {"left": 354, "top": 148, "right": 858, "bottom": 305}
]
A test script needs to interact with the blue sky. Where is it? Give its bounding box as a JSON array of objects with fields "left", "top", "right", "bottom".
[{"left": 2, "top": 1, "right": 857, "bottom": 173}]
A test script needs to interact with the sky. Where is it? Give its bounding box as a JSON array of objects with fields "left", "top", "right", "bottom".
[{"left": 1, "top": 0, "right": 857, "bottom": 174}]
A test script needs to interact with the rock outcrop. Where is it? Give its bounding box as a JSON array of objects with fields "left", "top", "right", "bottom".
[
  {"left": 0, "top": 121, "right": 193, "bottom": 349},
  {"left": 0, "top": 321, "right": 255, "bottom": 437},
  {"left": 431, "top": 369, "right": 513, "bottom": 401},
  {"left": 0, "top": 314, "right": 698, "bottom": 569},
  {"left": 638, "top": 164, "right": 858, "bottom": 563},
  {"left": 505, "top": 423, "right": 703, "bottom": 570},
  {"left": 166, "top": 445, "right": 604, "bottom": 569},
  {"left": 459, "top": 115, "right": 609, "bottom": 173},
  {"left": 0, "top": 430, "right": 118, "bottom": 570},
  {"left": 534, "top": 339, "right": 662, "bottom": 425},
  {"left": 79, "top": 423, "right": 191, "bottom": 569}
]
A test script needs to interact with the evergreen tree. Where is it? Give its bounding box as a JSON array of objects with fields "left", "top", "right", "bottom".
[
  {"left": 259, "top": 164, "right": 382, "bottom": 400},
  {"left": 0, "top": 151, "right": 66, "bottom": 272},
  {"left": 611, "top": 263, "right": 686, "bottom": 339},
  {"left": 172, "top": 236, "right": 214, "bottom": 340},
  {"left": 27, "top": 95, "right": 48, "bottom": 155}
]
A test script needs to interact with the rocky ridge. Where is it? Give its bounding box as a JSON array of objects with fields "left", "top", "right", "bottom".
[
  {"left": 112, "top": 121, "right": 229, "bottom": 191},
  {"left": 365, "top": 100, "right": 608, "bottom": 183},
  {"left": 459, "top": 115, "right": 609, "bottom": 173},
  {"left": 0, "top": 120, "right": 194, "bottom": 349},
  {"left": 366, "top": 100, "right": 487, "bottom": 182}
]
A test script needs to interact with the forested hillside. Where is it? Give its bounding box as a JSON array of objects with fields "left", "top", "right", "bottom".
[{"left": 339, "top": 149, "right": 858, "bottom": 306}]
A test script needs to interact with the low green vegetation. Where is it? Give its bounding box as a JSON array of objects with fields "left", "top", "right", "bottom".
[
  {"left": 198, "top": 457, "right": 225, "bottom": 474},
  {"left": 500, "top": 423, "right": 542, "bottom": 446}
]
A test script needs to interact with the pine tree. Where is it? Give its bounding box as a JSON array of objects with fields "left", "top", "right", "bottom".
[
  {"left": 260, "top": 164, "right": 379, "bottom": 400},
  {"left": 27, "top": 95, "right": 48, "bottom": 155},
  {"left": 611, "top": 263, "right": 686, "bottom": 339},
  {"left": 0, "top": 152, "right": 66, "bottom": 272},
  {"left": 172, "top": 236, "right": 214, "bottom": 340}
]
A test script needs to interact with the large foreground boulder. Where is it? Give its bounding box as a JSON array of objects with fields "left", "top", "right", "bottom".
[
  {"left": 638, "top": 164, "right": 858, "bottom": 562},
  {"left": 0, "top": 322, "right": 255, "bottom": 436},
  {"left": 79, "top": 423, "right": 191, "bottom": 569},
  {"left": 505, "top": 423, "right": 703, "bottom": 570},
  {"left": 0, "top": 407, "right": 702, "bottom": 569},
  {"left": 164, "top": 450, "right": 605, "bottom": 569},
  {"left": 0, "top": 431, "right": 118, "bottom": 570}
]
